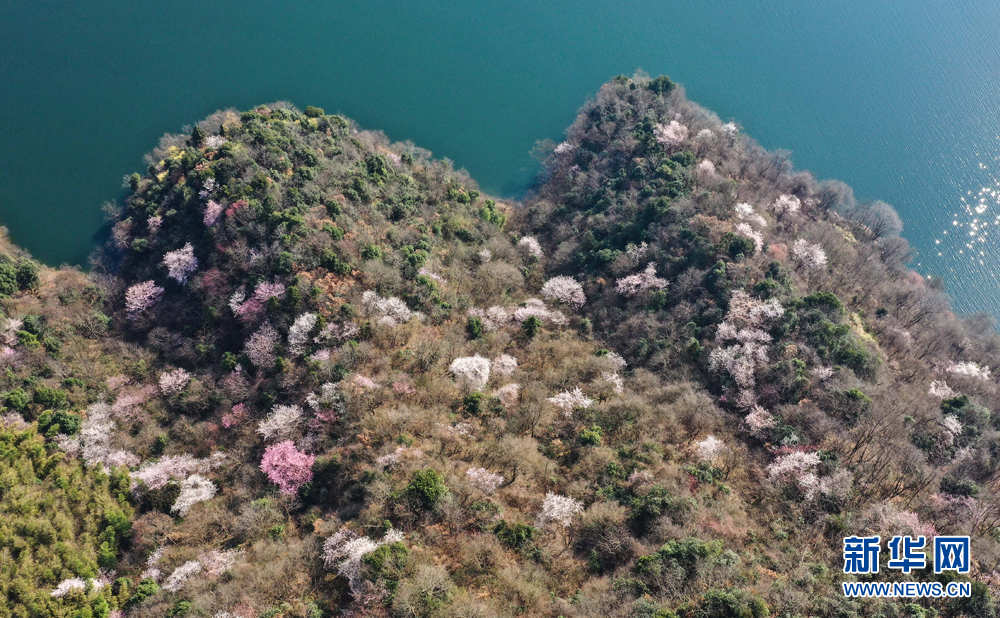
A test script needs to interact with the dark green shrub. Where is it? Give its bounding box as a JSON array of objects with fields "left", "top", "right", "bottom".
[
  {"left": 466, "top": 316, "right": 484, "bottom": 340},
  {"left": 33, "top": 386, "right": 69, "bottom": 409},
  {"left": 406, "top": 468, "right": 449, "bottom": 509},
  {"left": 360, "top": 541, "right": 409, "bottom": 592},
  {"left": 579, "top": 425, "right": 603, "bottom": 446},
  {"left": 463, "top": 391, "right": 485, "bottom": 415},
  {"left": 493, "top": 520, "right": 536, "bottom": 551},
  {"left": 522, "top": 316, "right": 542, "bottom": 339},
  {"left": 37, "top": 409, "right": 81, "bottom": 435},
  {"left": 4, "top": 388, "right": 29, "bottom": 411}
]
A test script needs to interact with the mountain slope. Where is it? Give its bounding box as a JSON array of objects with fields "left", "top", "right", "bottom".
[{"left": 2, "top": 78, "right": 1000, "bottom": 618}]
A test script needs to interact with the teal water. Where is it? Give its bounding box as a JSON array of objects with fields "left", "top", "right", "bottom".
[{"left": 3, "top": 1, "right": 1000, "bottom": 314}]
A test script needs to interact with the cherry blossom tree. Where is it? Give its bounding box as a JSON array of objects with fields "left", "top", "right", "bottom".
[
  {"left": 947, "top": 361, "right": 992, "bottom": 381},
  {"left": 547, "top": 387, "right": 593, "bottom": 417},
  {"left": 244, "top": 324, "right": 279, "bottom": 369},
  {"left": 124, "top": 280, "right": 164, "bottom": 320},
  {"left": 735, "top": 223, "right": 763, "bottom": 252},
  {"left": 709, "top": 290, "right": 785, "bottom": 408},
  {"left": 361, "top": 290, "right": 413, "bottom": 324},
  {"left": 537, "top": 492, "right": 584, "bottom": 527},
  {"left": 323, "top": 528, "right": 405, "bottom": 594},
  {"left": 50, "top": 578, "right": 87, "bottom": 598},
  {"left": 204, "top": 200, "right": 225, "bottom": 226},
  {"left": 792, "top": 239, "right": 828, "bottom": 270},
  {"left": 163, "top": 560, "right": 203, "bottom": 592},
  {"left": 771, "top": 194, "right": 801, "bottom": 215},
  {"left": 511, "top": 299, "right": 567, "bottom": 326},
  {"left": 928, "top": 380, "right": 955, "bottom": 399},
  {"left": 540, "top": 276, "right": 586, "bottom": 307},
  {"left": 493, "top": 354, "right": 518, "bottom": 377},
  {"left": 162, "top": 243, "right": 199, "bottom": 284},
  {"left": 466, "top": 467, "right": 504, "bottom": 494},
  {"left": 767, "top": 451, "right": 820, "bottom": 482},
  {"left": 222, "top": 403, "right": 248, "bottom": 428},
  {"left": 494, "top": 383, "right": 520, "bottom": 407},
  {"left": 171, "top": 474, "right": 217, "bottom": 516},
  {"left": 654, "top": 120, "right": 688, "bottom": 148},
  {"left": 615, "top": 263, "right": 667, "bottom": 297},
  {"left": 258, "top": 404, "right": 303, "bottom": 441},
  {"left": 287, "top": 312, "right": 318, "bottom": 355},
  {"left": 744, "top": 405, "right": 777, "bottom": 437},
  {"left": 260, "top": 440, "right": 315, "bottom": 495},
  {"left": 449, "top": 355, "right": 491, "bottom": 390},
  {"left": 159, "top": 368, "right": 191, "bottom": 396},
  {"left": 517, "top": 236, "right": 543, "bottom": 258},
  {"left": 695, "top": 435, "right": 725, "bottom": 461}
]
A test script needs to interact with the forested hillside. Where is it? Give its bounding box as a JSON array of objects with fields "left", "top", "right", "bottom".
[{"left": 3, "top": 75, "right": 1000, "bottom": 618}]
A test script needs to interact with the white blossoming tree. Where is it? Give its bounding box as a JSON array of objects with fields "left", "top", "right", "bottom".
[
  {"left": 171, "top": 474, "right": 217, "bottom": 516},
  {"left": 537, "top": 492, "right": 584, "bottom": 527},
  {"left": 450, "top": 355, "right": 491, "bottom": 390},
  {"left": 540, "top": 276, "right": 586, "bottom": 307},
  {"left": 162, "top": 242, "right": 199, "bottom": 284}
]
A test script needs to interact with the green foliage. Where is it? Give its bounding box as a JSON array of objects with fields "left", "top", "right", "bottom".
[
  {"left": 406, "top": 468, "right": 449, "bottom": 510},
  {"left": 360, "top": 541, "right": 409, "bottom": 592},
  {"left": 465, "top": 316, "right": 484, "bottom": 340},
  {"left": 493, "top": 520, "right": 536, "bottom": 551},
  {"left": 646, "top": 75, "right": 676, "bottom": 95},
  {"left": 37, "top": 409, "right": 82, "bottom": 436},
  {"left": 522, "top": 315, "right": 542, "bottom": 339},
  {"left": 463, "top": 391, "right": 485, "bottom": 415},
  {"left": 34, "top": 386, "right": 70, "bottom": 409},
  {"left": 361, "top": 243, "right": 383, "bottom": 261},
  {"left": 126, "top": 578, "right": 160, "bottom": 608},
  {"left": 579, "top": 425, "right": 603, "bottom": 446},
  {"left": 833, "top": 388, "right": 873, "bottom": 424},
  {"left": 684, "top": 588, "right": 770, "bottom": 618},
  {"left": 627, "top": 486, "right": 690, "bottom": 535},
  {"left": 0, "top": 427, "right": 132, "bottom": 615},
  {"left": 4, "top": 388, "right": 30, "bottom": 411},
  {"left": 638, "top": 537, "right": 722, "bottom": 580},
  {"left": 16, "top": 259, "right": 40, "bottom": 292},
  {"left": 479, "top": 199, "right": 506, "bottom": 228}
]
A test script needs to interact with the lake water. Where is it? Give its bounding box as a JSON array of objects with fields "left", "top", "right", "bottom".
[{"left": 3, "top": 0, "right": 1000, "bottom": 315}]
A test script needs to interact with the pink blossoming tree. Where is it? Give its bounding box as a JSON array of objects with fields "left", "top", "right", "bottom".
[
  {"left": 124, "top": 281, "right": 165, "bottom": 320},
  {"left": 260, "top": 440, "right": 315, "bottom": 495}
]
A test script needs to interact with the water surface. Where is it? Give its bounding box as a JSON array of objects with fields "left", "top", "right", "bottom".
[{"left": 3, "top": 1, "right": 1000, "bottom": 314}]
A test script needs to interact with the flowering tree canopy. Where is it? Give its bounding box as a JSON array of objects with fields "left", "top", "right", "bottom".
[
  {"left": 244, "top": 324, "right": 279, "bottom": 369},
  {"left": 466, "top": 467, "right": 504, "bottom": 494},
  {"left": 258, "top": 404, "right": 303, "bottom": 441},
  {"left": 771, "top": 194, "right": 801, "bottom": 215},
  {"left": 517, "top": 236, "right": 543, "bottom": 258},
  {"left": 537, "top": 492, "right": 584, "bottom": 527},
  {"left": 450, "top": 355, "right": 491, "bottom": 390},
  {"left": 540, "top": 276, "right": 586, "bottom": 307},
  {"left": 159, "top": 368, "right": 192, "bottom": 396},
  {"left": 260, "top": 440, "right": 315, "bottom": 495},
  {"left": 171, "top": 474, "right": 217, "bottom": 516},
  {"left": 124, "top": 280, "right": 165, "bottom": 319},
  {"left": 654, "top": 120, "right": 688, "bottom": 148},
  {"left": 791, "top": 239, "right": 828, "bottom": 270},
  {"left": 322, "top": 528, "right": 404, "bottom": 594},
  {"left": 615, "top": 263, "right": 668, "bottom": 297},
  {"left": 493, "top": 354, "right": 518, "bottom": 376},
  {"left": 162, "top": 243, "right": 199, "bottom": 284},
  {"left": 287, "top": 312, "right": 318, "bottom": 355}
]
